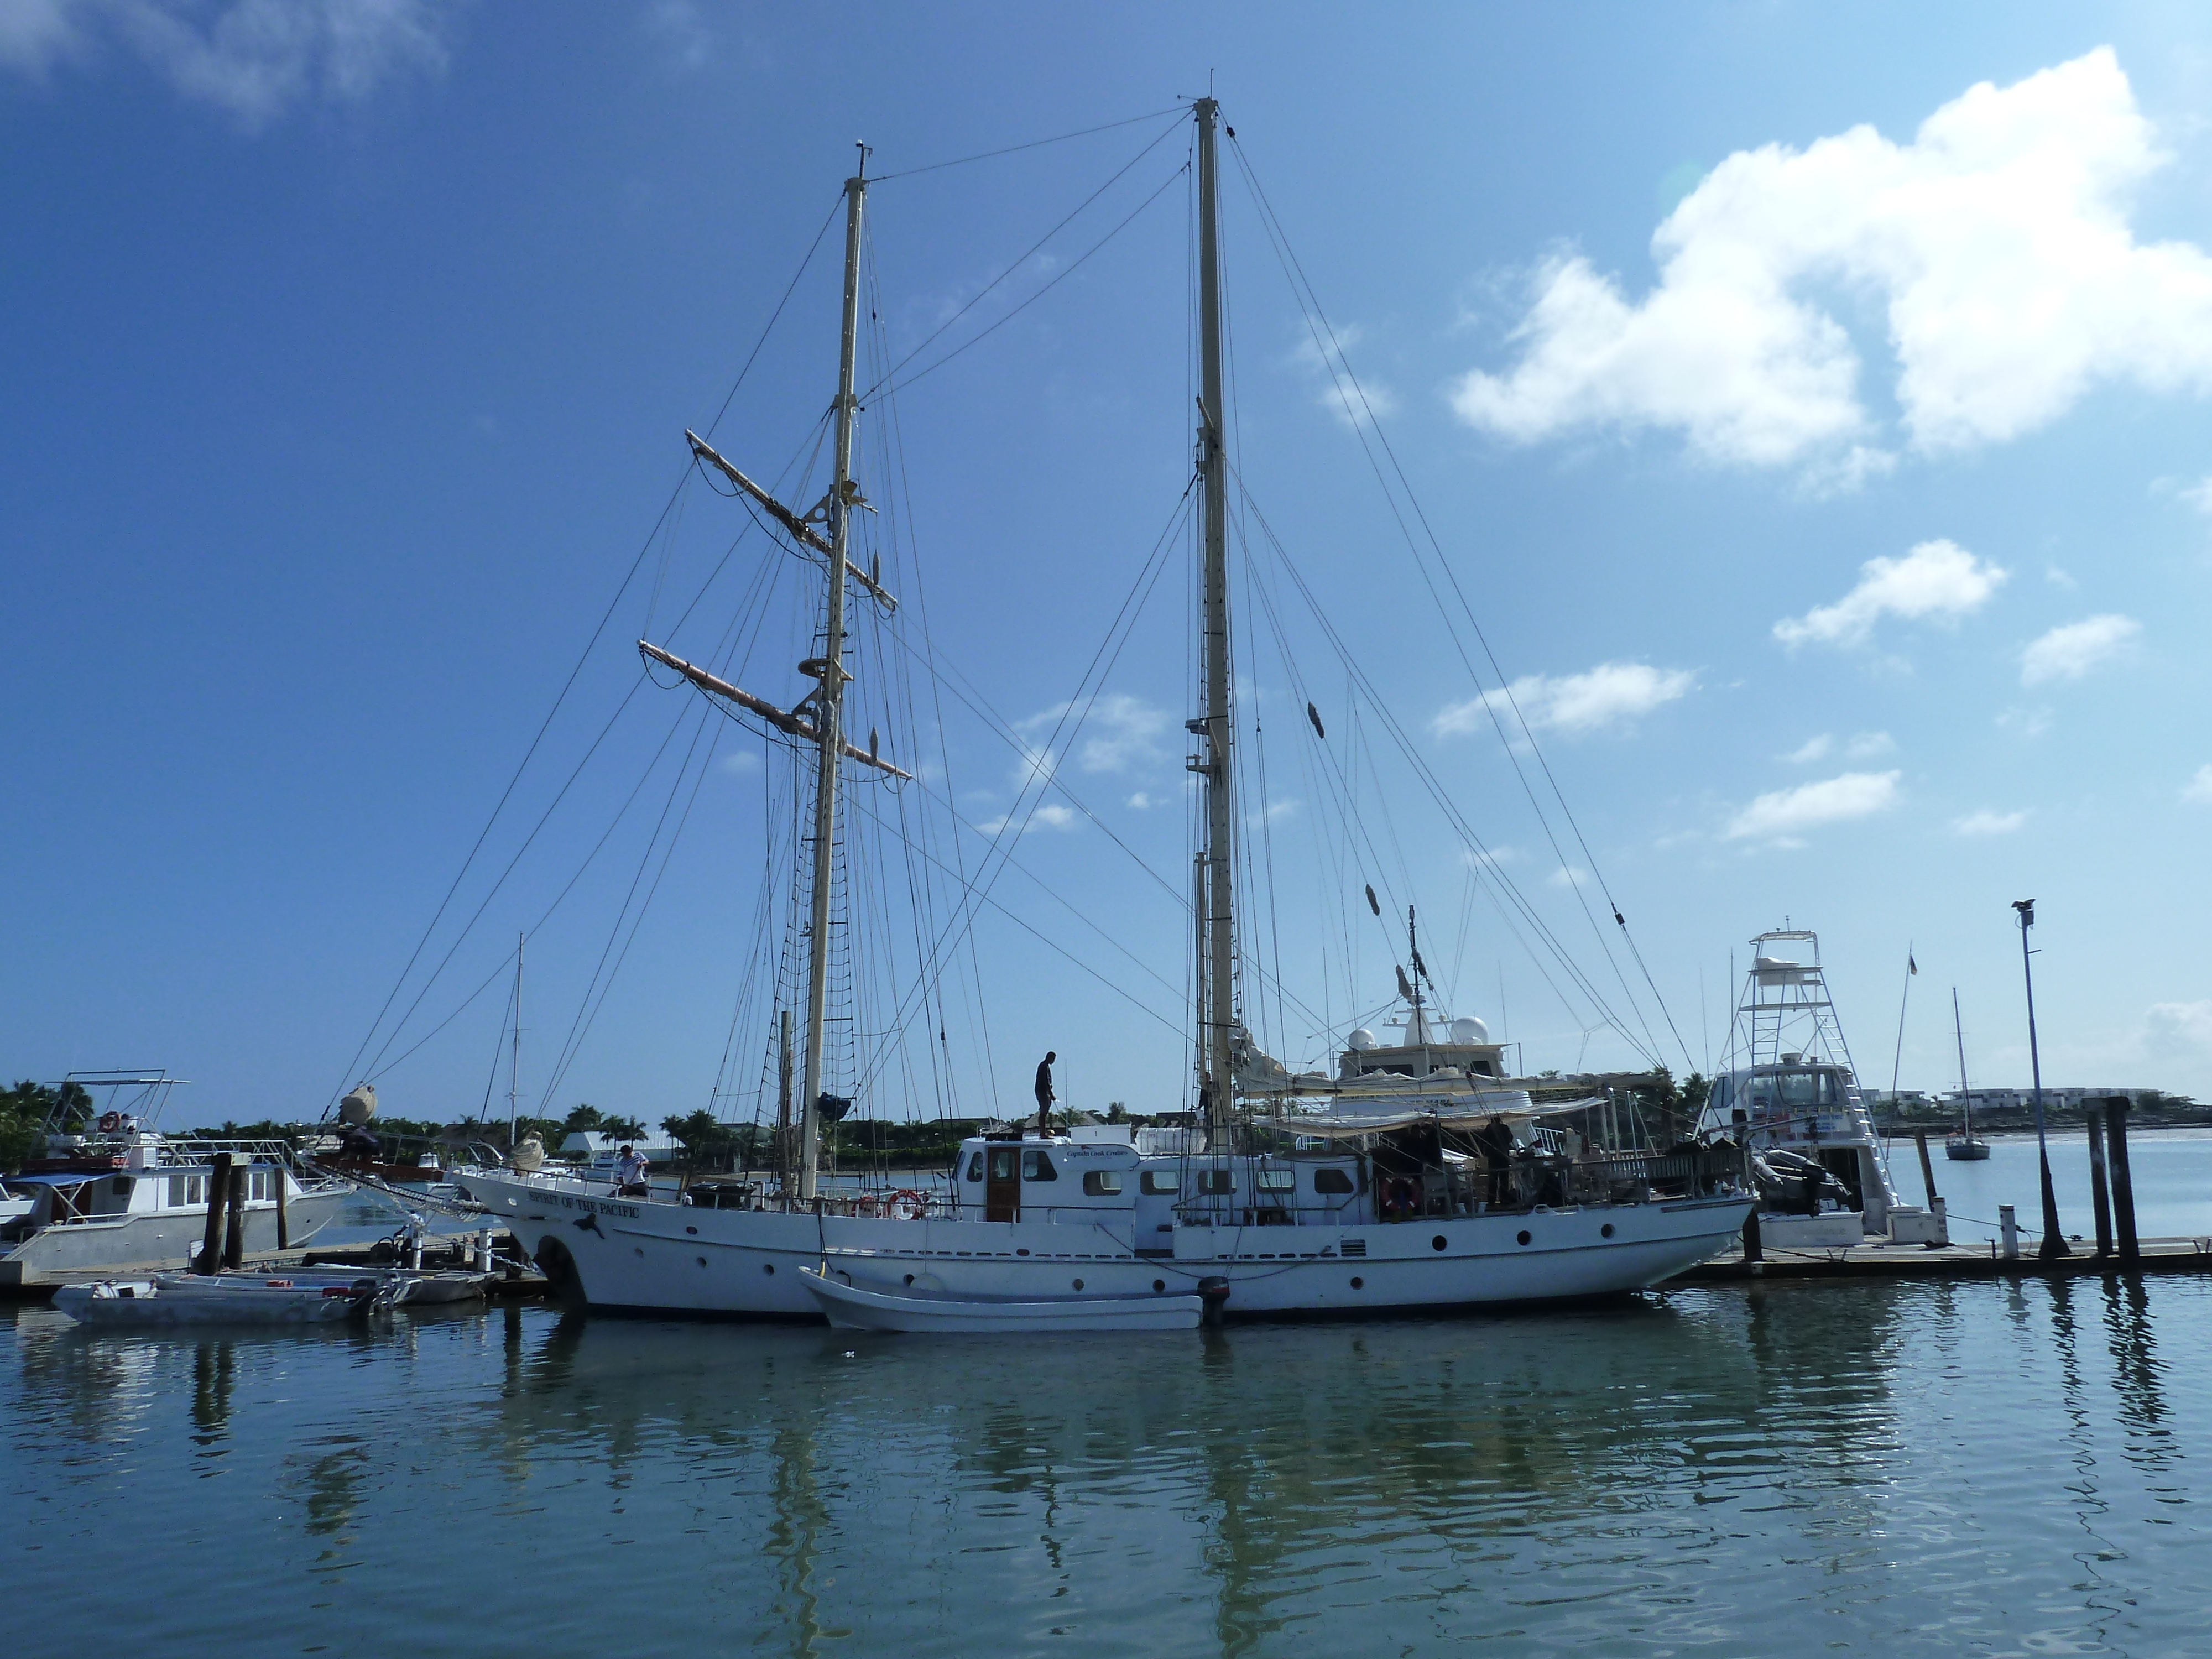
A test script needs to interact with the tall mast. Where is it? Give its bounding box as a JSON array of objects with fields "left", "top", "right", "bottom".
[
  {"left": 1951, "top": 987, "right": 1971, "bottom": 1138},
  {"left": 796, "top": 149, "right": 869, "bottom": 1203},
  {"left": 1193, "top": 98, "right": 1235, "bottom": 1142},
  {"left": 508, "top": 931, "right": 523, "bottom": 1144}
]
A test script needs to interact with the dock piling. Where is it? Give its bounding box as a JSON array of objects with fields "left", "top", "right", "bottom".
[
  {"left": 2000, "top": 1203, "right": 2020, "bottom": 1260},
  {"left": 2106, "top": 1097, "right": 2140, "bottom": 1265},
  {"left": 2085, "top": 1103, "right": 2114, "bottom": 1259},
  {"left": 273, "top": 1164, "right": 290, "bottom": 1251},
  {"left": 221, "top": 1161, "right": 247, "bottom": 1268},
  {"left": 1913, "top": 1130, "right": 1939, "bottom": 1208},
  {"left": 196, "top": 1154, "right": 232, "bottom": 1274}
]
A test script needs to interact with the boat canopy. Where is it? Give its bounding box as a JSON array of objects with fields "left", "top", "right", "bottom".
[{"left": 1284, "top": 1089, "right": 1564, "bottom": 1138}]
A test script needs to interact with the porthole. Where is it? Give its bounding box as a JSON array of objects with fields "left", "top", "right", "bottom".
[
  {"left": 1350, "top": 1276, "right": 1364, "bottom": 1290},
  {"left": 763, "top": 1262, "right": 776, "bottom": 1275},
  {"left": 1152, "top": 1279, "right": 1166, "bottom": 1292},
  {"left": 686, "top": 1226, "right": 698, "bottom": 1235},
  {"left": 1072, "top": 1278, "right": 1085, "bottom": 1291},
  {"left": 1431, "top": 1235, "right": 1447, "bottom": 1251},
  {"left": 1516, "top": 1230, "right": 1532, "bottom": 1246},
  {"left": 904, "top": 1273, "right": 915, "bottom": 1286},
  {"left": 634, "top": 1247, "right": 644, "bottom": 1257},
  {"left": 1016, "top": 1248, "right": 1030, "bottom": 1257},
  {"left": 1601, "top": 1223, "right": 1615, "bottom": 1239},
  {"left": 696, "top": 1256, "right": 707, "bottom": 1267}
]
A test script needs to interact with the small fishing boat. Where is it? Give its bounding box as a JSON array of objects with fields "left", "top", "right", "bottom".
[
  {"left": 50, "top": 1272, "right": 382, "bottom": 1326},
  {"left": 1944, "top": 988, "right": 1992, "bottom": 1161},
  {"left": 799, "top": 1266, "right": 1212, "bottom": 1333}
]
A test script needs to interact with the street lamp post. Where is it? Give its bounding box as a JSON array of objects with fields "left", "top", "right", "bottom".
[{"left": 2012, "top": 899, "right": 2069, "bottom": 1260}]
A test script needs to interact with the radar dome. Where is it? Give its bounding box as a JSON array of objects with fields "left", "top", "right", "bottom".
[
  {"left": 338, "top": 1083, "right": 378, "bottom": 1126},
  {"left": 1347, "top": 1027, "right": 1379, "bottom": 1051},
  {"left": 1449, "top": 1016, "right": 1490, "bottom": 1045}
]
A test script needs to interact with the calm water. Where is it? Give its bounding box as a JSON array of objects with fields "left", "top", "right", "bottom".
[
  {"left": 6, "top": 1267, "right": 2210, "bottom": 1657},
  {"left": 1886, "top": 1126, "right": 2212, "bottom": 1245}
]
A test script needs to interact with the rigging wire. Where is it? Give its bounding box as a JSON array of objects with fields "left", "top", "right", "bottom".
[
  {"left": 871, "top": 105, "right": 1191, "bottom": 182},
  {"left": 862, "top": 115, "right": 1188, "bottom": 398},
  {"left": 1224, "top": 133, "right": 1694, "bottom": 1074},
  {"left": 877, "top": 162, "right": 1190, "bottom": 399}
]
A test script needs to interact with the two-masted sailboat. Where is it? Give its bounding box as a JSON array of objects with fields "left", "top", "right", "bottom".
[{"left": 456, "top": 103, "right": 1751, "bottom": 1318}]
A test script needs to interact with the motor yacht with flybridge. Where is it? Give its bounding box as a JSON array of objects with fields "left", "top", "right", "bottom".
[
  {"left": 453, "top": 102, "right": 1751, "bottom": 1317},
  {"left": 0, "top": 1071, "right": 353, "bottom": 1287},
  {"left": 1698, "top": 931, "right": 1948, "bottom": 1249}
]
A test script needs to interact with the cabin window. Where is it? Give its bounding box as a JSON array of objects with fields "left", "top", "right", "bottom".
[
  {"left": 1313, "top": 1167, "right": 1355, "bottom": 1194},
  {"left": 1021, "top": 1150, "right": 1058, "bottom": 1182},
  {"left": 1082, "top": 1170, "right": 1124, "bottom": 1197},
  {"left": 964, "top": 1154, "right": 983, "bottom": 1183},
  {"left": 111, "top": 1176, "right": 135, "bottom": 1199},
  {"left": 1255, "top": 1170, "right": 1295, "bottom": 1191},
  {"left": 168, "top": 1174, "right": 207, "bottom": 1207},
  {"left": 1198, "top": 1169, "right": 1234, "bottom": 1195},
  {"left": 249, "top": 1171, "right": 270, "bottom": 1202},
  {"left": 988, "top": 1149, "right": 1017, "bottom": 1182},
  {"left": 1140, "top": 1170, "right": 1178, "bottom": 1195}
]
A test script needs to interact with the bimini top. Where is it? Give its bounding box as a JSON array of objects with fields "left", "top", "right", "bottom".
[{"left": 1284, "top": 1088, "right": 1552, "bottom": 1138}]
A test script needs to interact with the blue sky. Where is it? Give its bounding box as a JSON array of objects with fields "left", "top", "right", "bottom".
[{"left": 7, "top": 2, "right": 2212, "bottom": 1128}]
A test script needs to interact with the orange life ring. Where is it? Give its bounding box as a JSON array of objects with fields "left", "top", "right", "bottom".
[
  {"left": 886, "top": 1188, "right": 927, "bottom": 1221},
  {"left": 97, "top": 1112, "right": 122, "bottom": 1133},
  {"left": 1380, "top": 1176, "right": 1418, "bottom": 1222}
]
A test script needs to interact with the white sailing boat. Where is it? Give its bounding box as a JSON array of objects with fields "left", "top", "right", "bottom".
[{"left": 456, "top": 103, "right": 1751, "bottom": 1318}]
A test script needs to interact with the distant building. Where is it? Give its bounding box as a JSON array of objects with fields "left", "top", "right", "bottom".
[
  {"left": 1937, "top": 1087, "right": 2161, "bottom": 1113},
  {"left": 1867, "top": 1089, "right": 1936, "bottom": 1112}
]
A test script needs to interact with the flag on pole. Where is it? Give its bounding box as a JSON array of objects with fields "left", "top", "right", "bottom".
[{"left": 1908, "top": 952, "right": 1918, "bottom": 974}]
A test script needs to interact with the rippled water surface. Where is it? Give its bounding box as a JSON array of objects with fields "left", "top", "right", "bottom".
[{"left": 6, "top": 1273, "right": 2208, "bottom": 1657}]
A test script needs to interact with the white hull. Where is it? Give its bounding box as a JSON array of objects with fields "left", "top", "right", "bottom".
[
  {"left": 51, "top": 1274, "right": 374, "bottom": 1326},
  {"left": 799, "top": 1266, "right": 1202, "bottom": 1332},
  {"left": 460, "top": 1171, "right": 1748, "bottom": 1320}
]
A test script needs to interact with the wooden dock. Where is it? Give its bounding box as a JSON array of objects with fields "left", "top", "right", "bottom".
[
  {"left": 0, "top": 1233, "right": 549, "bottom": 1302},
  {"left": 1682, "top": 1234, "right": 2212, "bottom": 1284}
]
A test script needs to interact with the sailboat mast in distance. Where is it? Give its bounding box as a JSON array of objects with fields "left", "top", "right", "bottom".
[
  {"left": 1193, "top": 98, "right": 1236, "bottom": 1142},
  {"left": 797, "top": 147, "right": 870, "bottom": 1203}
]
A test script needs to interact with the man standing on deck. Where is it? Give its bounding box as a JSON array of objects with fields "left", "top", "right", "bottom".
[{"left": 1034, "top": 1052, "right": 1057, "bottom": 1136}]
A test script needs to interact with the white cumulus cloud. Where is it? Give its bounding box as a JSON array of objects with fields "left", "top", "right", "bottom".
[
  {"left": 1774, "top": 540, "right": 2008, "bottom": 647},
  {"left": 2020, "top": 614, "right": 2140, "bottom": 685},
  {"left": 0, "top": 0, "right": 455, "bottom": 127},
  {"left": 1846, "top": 731, "right": 1896, "bottom": 759},
  {"left": 1726, "top": 770, "right": 1901, "bottom": 842},
  {"left": 1451, "top": 50, "right": 2212, "bottom": 473},
  {"left": 1017, "top": 693, "right": 1168, "bottom": 776},
  {"left": 1292, "top": 322, "right": 1399, "bottom": 430},
  {"left": 1781, "top": 734, "right": 1832, "bottom": 764},
  {"left": 1952, "top": 808, "right": 2027, "bottom": 836},
  {"left": 1433, "top": 661, "right": 1694, "bottom": 740},
  {"left": 2182, "top": 765, "right": 2212, "bottom": 805}
]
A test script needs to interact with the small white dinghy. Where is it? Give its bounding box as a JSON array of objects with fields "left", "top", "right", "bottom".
[
  {"left": 51, "top": 1272, "right": 381, "bottom": 1326},
  {"left": 799, "top": 1266, "right": 1215, "bottom": 1333}
]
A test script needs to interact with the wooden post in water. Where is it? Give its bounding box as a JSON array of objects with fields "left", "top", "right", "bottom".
[
  {"left": 2084, "top": 1102, "right": 2114, "bottom": 1260},
  {"left": 273, "top": 1163, "right": 290, "bottom": 1251},
  {"left": 222, "top": 1161, "right": 248, "bottom": 1268},
  {"left": 1913, "top": 1130, "right": 1939, "bottom": 1208},
  {"left": 2106, "top": 1097, "right": 2140, "bottom": 1265},
  {"left": 197, "top": 1154, "right": 231, "bottom": 1274}
]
